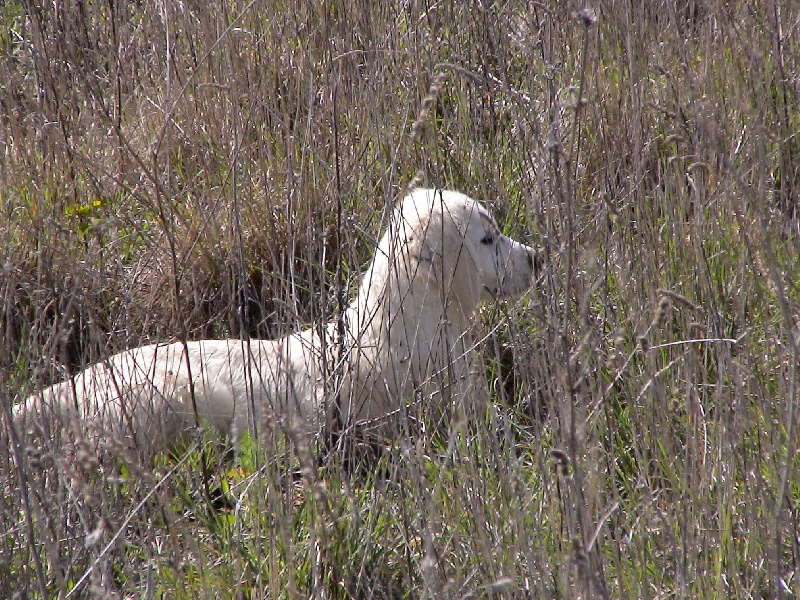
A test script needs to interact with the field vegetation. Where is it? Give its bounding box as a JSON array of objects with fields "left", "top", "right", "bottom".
[{"left": 2, "top": 0, "right": 799, "bottom": 597}]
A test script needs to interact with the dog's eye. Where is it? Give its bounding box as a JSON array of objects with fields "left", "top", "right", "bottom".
[{"left": 480, "top": 234, "right": 495, "bottom": 245}]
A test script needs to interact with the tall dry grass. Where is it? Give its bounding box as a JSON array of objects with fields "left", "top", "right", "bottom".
[{"left": 2, "top": 0, "right": 799, "bottom": 597}]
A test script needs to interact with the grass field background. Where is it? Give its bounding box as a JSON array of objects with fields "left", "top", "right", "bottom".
[{"left": 2, "top": 0, "right": 799, "bottom": 597}]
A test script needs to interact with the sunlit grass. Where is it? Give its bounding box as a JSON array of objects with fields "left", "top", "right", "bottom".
[{"left": 2, "top": 0, "right": 799, "bottom": 598}]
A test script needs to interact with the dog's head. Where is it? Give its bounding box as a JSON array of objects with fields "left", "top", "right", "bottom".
[{"left": 400, "top": 188, "right": 537, "bottom": 310}]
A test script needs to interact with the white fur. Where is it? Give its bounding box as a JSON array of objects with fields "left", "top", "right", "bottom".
[{"left": 14, "top": 189, "right": 536, "bottom": 455}]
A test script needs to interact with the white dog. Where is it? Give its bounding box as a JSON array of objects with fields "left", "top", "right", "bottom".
[{"left": 14, "top": 189, "right": 536, "bottom": 456}]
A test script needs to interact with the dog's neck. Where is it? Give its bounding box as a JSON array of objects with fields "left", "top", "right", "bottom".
[
  {"left": 348, "top": 248, "right": 475, "bottom": 339},
  {"left": 336, "top": 251, "right": 477, "bottom": 427}
]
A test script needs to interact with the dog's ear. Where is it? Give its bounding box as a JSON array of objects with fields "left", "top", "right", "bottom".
[
  {"left": 405, "top": 215, "right": 436, "bottom": 263},
  {"left": 398, "top": 213, "right": 447, "bottom": 291},
  {"left": 413, "top": 212, "right": 461, "bottom": 294}
]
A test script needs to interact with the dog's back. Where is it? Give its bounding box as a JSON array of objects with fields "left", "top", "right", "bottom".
[{"left": 13, "top": 337, "right": 331, "bottom": 456}]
